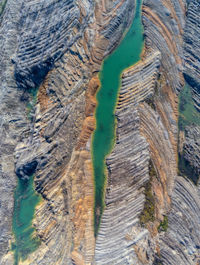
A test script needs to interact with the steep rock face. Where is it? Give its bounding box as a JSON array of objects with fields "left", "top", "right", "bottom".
[{"left": 183, "top": 0, "right": 200, "bottom": 111}]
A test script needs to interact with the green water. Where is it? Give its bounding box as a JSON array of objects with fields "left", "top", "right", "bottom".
[
  {"left": 0, "top": 0, "right": 7, "bottom": 16},
  {"left": 92, "top": 0, "right": 144, "bottom": 235},
  {"left": 12, "top": 175, "right": 41, "bottom": 265},
  {"left": 178, "top": 83, "right": 200, "bottom": 131},
  {"left": 27, "top": 87, "right": 39, "bottom": 121},
  {"left": 178, "top": 83, "right": 200, "bottom": 184}
]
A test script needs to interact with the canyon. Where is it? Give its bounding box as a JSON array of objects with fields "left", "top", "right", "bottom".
[{"left": 0, "top": 0, "right": 199, "bottom": 264}]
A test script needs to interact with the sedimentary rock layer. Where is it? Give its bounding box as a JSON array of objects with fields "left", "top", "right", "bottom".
[
  {"left": 179, "top": 125, "right": 200, "bottom": 184},
  {"left": 95, "top": 52, "right": 161, "bottom": 264},
  {"left": 14, "top": 0, "right": 93, "bottom": 90},
  {"left": 95, "top": 1, "right": 200, "bottom": 264},
  {"left": 1, "top": 0, "right": 200, "bottom": 264},
  {"left": 142, "top": 0, "right": 185, "bottom": 158},
  {"left": 159, "top": 176, "right": 200, "bottom": 265},
  {"left": 118, "top": 51, "right": 160, "bottom": 109},
  {"left": 142, "top": 0, "right": 185, "bottom": 94},
  {"left": 1, "top": 0, "right": 136, "bottom": 264},
  {"left": 183, "top": 0, "right": 200, "bottom": 111},
  {"left": 0, "top": 0, "right": 29, "bottom": 261}
]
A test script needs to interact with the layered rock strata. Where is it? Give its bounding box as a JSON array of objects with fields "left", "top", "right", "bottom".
[
  {"left": 95, "top": 52, "right": 162, "bottom": 264},
  {"left": 179, "top": 125, "right": 200, "bottom": 184},
  {"left": 142, "top": 0, "right": 186, "bottom": 160},
  {"left": 0, "top": 0, "right": 136, "bottom": 264},
  {"left": 159, "top": 176, "right": 200, "bottom": 265},
  {"left": 95, "top": 0, "right": 200, "bottom": 264},
  {"left": 0, "top": 0, "right": 29, "bottom": 261},
  {"left": 142, "top": 0, "right": 185, "bottom": 94},
  {"left": 1, "top": 0, "right": 200, "bottom": 264},
  {"left": 183, "top": 0, "right": 200, "bottom": 111}
]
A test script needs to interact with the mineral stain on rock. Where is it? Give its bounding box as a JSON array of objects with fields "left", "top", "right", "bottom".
[{"left": 92, "top": 0, "right": 144, "bottom": 235}]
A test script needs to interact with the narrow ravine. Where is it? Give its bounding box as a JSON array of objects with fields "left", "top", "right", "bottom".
[{"left": 92, "top": 0, "right": 144, "bottom": 235}]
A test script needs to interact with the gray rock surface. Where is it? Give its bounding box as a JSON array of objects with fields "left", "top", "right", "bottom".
[
  {"left": 184, "top": 126, "right": 200, "bottom": 175},
  {"left": 0, "top": 0, "right": 200, "bottom": 264},
  {"left": 0, "top": 0, "right": 29, "bottom": 259},
  {"left": 160, "top": 176, "right": 200, "bottom": 265},
  {"left": 179, "top": 126, "right": 200, "bottom": 184},
  {"left": 14, "top": 0, "right": 93, "bottom": 90},
  {"left": 0, "top": 0, "right": 136, "bottom": 263},
  {"left": 183, "top": 0, "right": 200, "bottom": 111}
]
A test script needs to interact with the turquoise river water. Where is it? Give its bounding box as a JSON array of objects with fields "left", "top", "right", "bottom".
[{"left": 92, "top": 0, "right": 144, "bottom": 235}]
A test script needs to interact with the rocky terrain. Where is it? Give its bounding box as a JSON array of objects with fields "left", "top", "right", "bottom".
[
  {"left": 96, "top": 0, "right": 200, "bottom": 264},
  {"left": 159, "top": 176, "right": 200, "bottom": 265},
  {"left": 0, "top": 0, "right": 200, "bottom": 264},
  {"left": 95, "top": 52, "right": 160, "bottom": 264},
  {"left": 179, "top": 126, "right": 200, "bottom": 185},
  {"left": 0, "top": 0, "right": 135, "bottom": 264},
  {"left": 183, "top": 0, "right": 200, "bottom": 111}
]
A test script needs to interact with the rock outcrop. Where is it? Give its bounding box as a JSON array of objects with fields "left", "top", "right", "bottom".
[
  {"left": 95, "top": 52, "right": 160, "bottom": 264},
  {"left": 179, "top": 125, "right": 200, "bottom": 184},
  {"left": 0, "top": 0, "right": 200, "bottom": 264},
  {"left": 95, "top": 0, "right": 199, "bottom": 264},
  {"left": 0, "top": 0, "right": 29, "bottom": 260},
  {"left": 0, "top": 0, "right": 136, "bottom": 264},
  {"left": 183, "top": 0, "right": 200, "bottom": 111},
  {"left": 159, "top": 176, "right": 200, "bottom": 265}
]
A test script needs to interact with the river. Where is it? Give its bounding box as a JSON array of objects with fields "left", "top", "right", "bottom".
[
  {"left": 12, "top": 175, "right": 41, "bottom": 265},
  {"left": 92, "top": 0, "right": 144, "bottom": 235}
]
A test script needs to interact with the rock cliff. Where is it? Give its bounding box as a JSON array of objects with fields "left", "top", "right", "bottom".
[{"left": 0, "top": 0, "right": 200, "bottom": 264}]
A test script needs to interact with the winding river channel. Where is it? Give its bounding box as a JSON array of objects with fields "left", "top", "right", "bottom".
[{"left": 92, "top": 0, "right": 144, "bottom": 234}]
